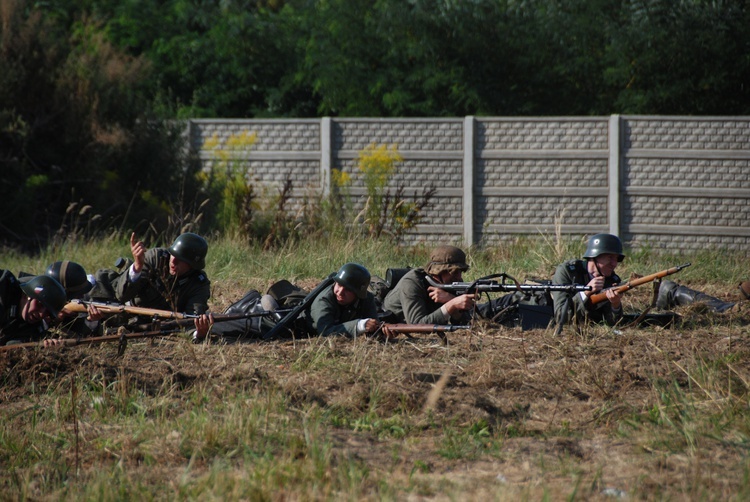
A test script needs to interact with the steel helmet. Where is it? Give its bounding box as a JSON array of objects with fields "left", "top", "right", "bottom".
[
  {"left": 334, "top": 263, "right": 371, "bottom": 299},
  {"left": 583, "top": 233, "right": 625, "bottom": 262},
  {"left": 168, "top": 232, "right": 208, "bottom": 270},
  {"left": 46, "top": 260, "right": 92, "bottom": 299},
  {"left": 19, "top": 275, "right": 67, "bottom": 318}
]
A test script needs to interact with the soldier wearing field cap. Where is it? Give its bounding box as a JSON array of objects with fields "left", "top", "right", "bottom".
[
  {"left": 0, "top": 272, "right": 67, "bottom": 345},
  {"left": 382, "top": 245, "right": 475, "bottom": 325}
]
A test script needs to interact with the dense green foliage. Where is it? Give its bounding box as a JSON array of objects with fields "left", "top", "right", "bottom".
[
  {"left": 2, "top": 0, "right": 749, "bottom": 248},
  {"left": 0, "top": 0, "right": 204, "bottom": 249},
  {"left": 77, "top": 0, "right": 750, "bottom": 118}
]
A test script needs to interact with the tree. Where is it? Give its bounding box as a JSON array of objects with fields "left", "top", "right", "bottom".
[
  {"left": 606, "top": 0, "right": 750, "bottom": 114},
  {"left": 0, "top": 0, "right": 199, "bottom": 248}
]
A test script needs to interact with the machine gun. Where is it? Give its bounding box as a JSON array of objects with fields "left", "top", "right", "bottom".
[{"left": 424, "top": 273, "right": 591, "bottom": 296}]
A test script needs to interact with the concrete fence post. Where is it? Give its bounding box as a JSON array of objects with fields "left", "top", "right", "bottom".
[
  {"left": 321, "top": 117, "right": 332, "bottom": 198},
  {"left": 463, "top": 116, "right": 475, "bottom": 247},
  {"left": 608, "top": 114, "right": 621, "bottom": 237}
]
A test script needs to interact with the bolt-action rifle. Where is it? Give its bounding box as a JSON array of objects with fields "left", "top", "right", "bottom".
[
  {"left": 376, "top": 322, "right": 471, "bottom": 345},
  {"left": 0, "top": 328, "right": 183, "bottom": 354},
  {"left": 425, "top": 273, "right": 591, "bottom": 296},
  {"left": 588, "top": 263, "right": 691, "bottom": 305},
  {"left": 63, "top": 299, "right": 288, "bottom": 323},
  {"left": 263, "top": 273, "right": 336, "bottom": 340}
]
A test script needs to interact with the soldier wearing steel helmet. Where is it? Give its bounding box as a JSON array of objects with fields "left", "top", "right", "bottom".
[
  {"left": 46, "top": 260, "right": 94, "bottom": 300},
  {"left": 0, "top": 271, "right": 67, "bottom": 345},
  {"left": 382, "top": 245, "right": 476, "bottom": 325},
  {"left": 551, "top": 233, "right": 625, "bottom": 327},
  {"left": 85, "top": 232, "right": 214, "bottom": 339},
  {"left": 108, "top": 232, "right": 211, "bottom": 315},
  {"left": 44, "top": 260, "right": 108, "bottom": 336},
  {"left": 305, "top": 263, "right": 381, "bottom": 337}
]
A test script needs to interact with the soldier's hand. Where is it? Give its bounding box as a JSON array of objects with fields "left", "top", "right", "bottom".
[
  {"left": 444, "top": 293, "right": 475, "bottom": 315},
  {"left": 43, "top": 338, "right": 65, "bottom": 348},
  {"left": 130, "top": 232, "right": 147, "bottom": 274},
  {"left": 605, "top": 288, "right": 622, "bottom": 309},
  {"left": 193, "top": 313, "right": 214, "bottom": 341},
  {"left": 428, "top": 286, "right": 456, "bottom": 304},
  {"left": 586, "top": 276, "right": 605, "bottom": 295},
  {"left": 86, "top": 303, "right": 104, "bottom": 322},
  {"left": 378, "top": 323, "right": 398, "bottom": 340},
  {"left": 364, "top": 318, "right": 380, "bottom": 333}
]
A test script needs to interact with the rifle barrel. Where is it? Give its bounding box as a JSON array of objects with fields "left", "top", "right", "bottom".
[
  {"left": 382, "top": 323, "right": 471, "bottom": 334},
  {"left": 132, "top": 309, "right": 293, "bottom": 331}
]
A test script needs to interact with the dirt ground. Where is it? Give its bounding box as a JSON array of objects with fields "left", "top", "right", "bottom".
[{"left": 2, "top": 285, "right": 750, "bottom": 499}]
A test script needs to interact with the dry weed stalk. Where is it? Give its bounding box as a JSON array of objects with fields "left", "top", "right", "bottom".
[{"left": 422, "top": 369, "right": 452, "bottom": 414}]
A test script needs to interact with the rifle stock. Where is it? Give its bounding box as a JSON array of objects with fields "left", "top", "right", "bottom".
[
  {"left": 63, "top": 300, "right": 195, "bottom": 320},
  {"left": 378, "top": 323, "right": 470, "bottom": 346},
  {"left": 589, "top": 263, "right": 691, "bottom": 305}
]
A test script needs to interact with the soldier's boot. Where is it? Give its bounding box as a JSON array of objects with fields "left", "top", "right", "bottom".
[
  {"left": 657, "top": 280, "right": 735, "bottom": 313},
  {"left": 738, "top": 281, "right": 750, "bottom": 301},
  {"left": 260, "top": 294, "right": 283, "bottom": 322}
]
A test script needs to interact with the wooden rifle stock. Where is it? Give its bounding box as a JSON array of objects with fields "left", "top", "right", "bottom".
[
  {"left": 589, "top": 263, "right": 691, "bottom": 305},
  {"left": 378, "top": 323, "right": 470, "bottom": 346},
  {"left": 63, "top": 299, "right": 195, "bottom": 320}
]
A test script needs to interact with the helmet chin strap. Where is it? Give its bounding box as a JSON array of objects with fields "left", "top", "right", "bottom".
[
  {"left": 590, "top": 258, "right": 606, "bottom": 279},
  {"left": 595, "top": 260, "right": 605, "bottom": 278}
]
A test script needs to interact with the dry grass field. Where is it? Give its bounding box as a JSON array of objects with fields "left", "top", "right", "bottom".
[
  {"left": 3, "top": 279, "right": 750, "bottom": 500},
  {"left": 1, "top": 236, "right": 749, "bottom": 500}
]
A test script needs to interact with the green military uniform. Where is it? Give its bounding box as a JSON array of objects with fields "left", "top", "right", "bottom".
[
  {"left": 305, "top": 284, "right": 378, "bottom": 337},
  {"left": 0, "top": 270, "right": 45, "bottom": 345},
  {"left": 111, "top": 247, "right": 210, "bottom": 315},
  {"left": 0, "top": 271, "right": 66, "bottom": 345},
  {"left": 382, "top": 268, "right": 470, "bottom": 325},
  {"left": 551, "top": 259, "right": 622, "bottom": 326}
]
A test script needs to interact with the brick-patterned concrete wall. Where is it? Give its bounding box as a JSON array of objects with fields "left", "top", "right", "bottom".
[
  {"left": 475, "top": 118, "right": 610, "bottom": 244},
  {"left": 189, "top": 119, "right": 322, "bottom": 216},
  {"left": 187, "top": 116, "right": 750, "bottom": 254},
  {"left": 621, "top": 117, "right": 750, "bottom": 252},
  {"left": 332, "top": 119, "right": 465, "bottom": 244}
]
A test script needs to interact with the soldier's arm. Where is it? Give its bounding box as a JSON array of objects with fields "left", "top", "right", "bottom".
[
  {"left": 400, "top": 277, "right": 451, "bottom": 325},
  {"left": 310, "top": 294, "right": 358, "bottom": 337},
  {"left": 113, "top": 248, "right": 163, "bottom": 303},
  {"left": 552, "top": 262, "right": 588, "bottom": 324}
]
